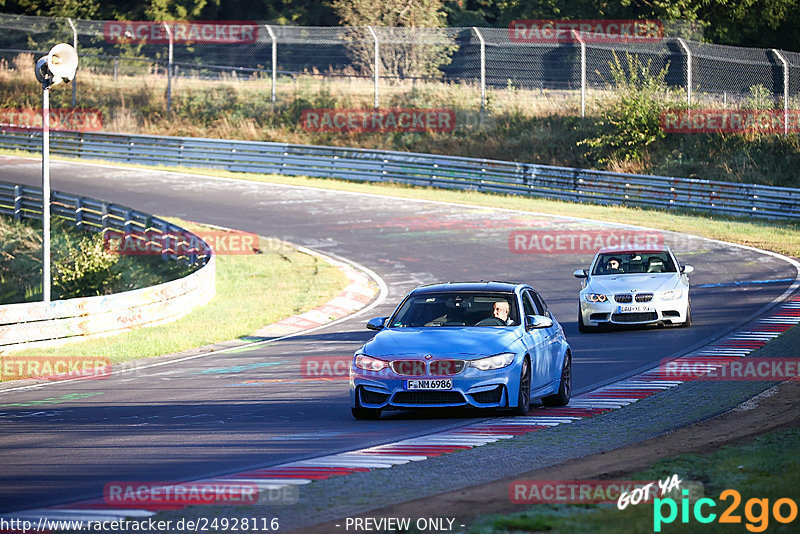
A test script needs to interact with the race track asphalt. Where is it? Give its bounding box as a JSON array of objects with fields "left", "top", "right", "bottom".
[{"left": 0, "top": 156, "right": 795, "bottom": 513}]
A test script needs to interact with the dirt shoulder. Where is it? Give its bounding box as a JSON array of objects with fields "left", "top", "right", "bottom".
[{"left": 300, "top": 380, "right": 800, "bottom": 533}]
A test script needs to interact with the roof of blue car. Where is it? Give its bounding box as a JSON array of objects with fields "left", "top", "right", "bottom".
[{"left": 411, "top": 281, "right": 522, "bottom": 294}]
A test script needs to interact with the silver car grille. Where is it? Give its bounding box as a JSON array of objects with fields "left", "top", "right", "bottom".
[
  {"left": 635, "top": 293, "right": 654, "bottom": 302},
  {"left": 614, "top": 294, "right": 633, "bottom": 303}
]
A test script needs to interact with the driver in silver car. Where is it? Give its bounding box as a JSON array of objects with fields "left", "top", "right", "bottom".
[{"left": 605, "top": 257, "right": 624, "bottom": 274}]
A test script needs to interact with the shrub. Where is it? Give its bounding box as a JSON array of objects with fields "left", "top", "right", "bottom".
[{"left": 579, "top": 52, "right": 681, "bottom": 165}]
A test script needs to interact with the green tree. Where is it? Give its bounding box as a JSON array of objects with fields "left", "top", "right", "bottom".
[{"left": 333, "top": 0, "right": 454, "bottom": 78}]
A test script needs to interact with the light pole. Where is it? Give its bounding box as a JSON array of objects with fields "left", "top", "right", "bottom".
[{"left": 34, "top": 43, "right": 78, "bottom": 302}]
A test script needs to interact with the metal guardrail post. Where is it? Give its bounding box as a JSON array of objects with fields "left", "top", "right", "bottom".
[
  {"left": 677, "top": 38, "right": 692, "bottom": 106},
  {"left": 265, "top": 25, "right": 277, "bottom": 110},
  {"left": 101, "top": 202, "right": 109, "bottom": 233},
  {"left": 772, "top": 49, "right": 789, "bottom": 137},
  {"left": 67, "top": 18, "right": 77, "bottom": 108},
  {"left": 75, "top": 197, "right": 83, "bottom": 228},
  {"left": 572, "top": 30, "right": 586, "bottom": 118},
  {"left": 163, "top": 22, "right": 173, "bottom": 114},
  {"left": 472, "top": 27, "right": 486, "bottom": 110},
  {"left": 367, "top": 26, "right": 379, "bottom": 109},
  {"left": 13, "top": 185, "right": 21, "bottom": 221}
]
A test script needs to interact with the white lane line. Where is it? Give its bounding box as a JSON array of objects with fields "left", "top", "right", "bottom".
[
  {"left": 488, "top": 421, "right": 565, "bottom": 427},
  {"left": 568, "top": 402, "right": 633, "bottom": 409},
  {"left": 338, "top": 453, "right": 428, "bottom": 462},
  {"left": 289, "top": 459, "right": 399, "bottom": 468},
  {"left": 207, "top": 477, "right": 311, "bottom": 487}
]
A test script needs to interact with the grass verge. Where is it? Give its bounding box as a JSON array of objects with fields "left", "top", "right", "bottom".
[
  {"left": 469, "top": 427, "right": 800, "bottom": 533},
  {"left": 1, "top": 217, "right": 349, "bottom": 372}
]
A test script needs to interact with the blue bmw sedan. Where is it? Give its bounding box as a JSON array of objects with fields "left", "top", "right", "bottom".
[{"left": 350, "top": 282, "right": 572, "bottom": 419}]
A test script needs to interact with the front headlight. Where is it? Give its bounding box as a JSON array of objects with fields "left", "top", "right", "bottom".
[
  {"left": 354, "top": 353, "right": 389, "bottom": 372},
  {"left": 469, "top": 352, "right": 516, "bottom": 371},
  {"left": 659, "top": 288, "right": 683, "bottom": 300},
  {"left": 584, "top": 293, "right": 608, "bottom": 303}
]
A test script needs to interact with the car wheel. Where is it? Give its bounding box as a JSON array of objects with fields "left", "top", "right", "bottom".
[
  {"left": 578, "top": 310, "right": 596, "bottom": 333},
  {"left": 543, "top": 352, "right": 571, "bottom": 407},
  {"left": 679, "top": 303, "right": 692, "bottom": 328},
  {"left": 351, "top": 389, "right": 382, "bottom": 420},
  {"left": 511, "top": 357, "right": 531, "bottom": 416}
]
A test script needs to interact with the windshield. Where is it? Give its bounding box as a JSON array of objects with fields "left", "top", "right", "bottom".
[
  {"left": 389, "top": 292, "right": 519, "bottom": 327},
  {"left": 592, "top": 252, "right": 677, "bottom": 275}
]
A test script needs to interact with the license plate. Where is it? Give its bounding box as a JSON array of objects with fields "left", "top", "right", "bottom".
[
  {"left": 617, "top": 305, "right": 654, "bottom": 313},
  {"left": 406, "top": 379, "right": 452, "bottom": 390}
]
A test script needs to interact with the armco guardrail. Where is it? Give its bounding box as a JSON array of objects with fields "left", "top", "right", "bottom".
[
  {"left": 1, "top": 129, "right": 799, "bottom": 219},
  {"left": 0, "top": 181, "right": 215, "bottom": 351}
]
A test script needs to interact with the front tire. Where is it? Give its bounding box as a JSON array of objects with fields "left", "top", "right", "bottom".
[
  {"left": 542, "top": 352, "right": 571, "bottom": 407},
  {"left": 511, "top": 358, "right": 531, "bottom": 416},
  {"left": 578, "top": 310, "right": 596, "bottom": 333},
  {"left": 680, "top": 303, "right": 692, "bottom": 328}
]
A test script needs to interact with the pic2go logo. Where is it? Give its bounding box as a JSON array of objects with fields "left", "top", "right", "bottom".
[{"left": 653, "top": 489, "right": 798, "bottom": 532}]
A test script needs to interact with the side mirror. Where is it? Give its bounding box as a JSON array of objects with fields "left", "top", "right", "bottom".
[
  {"left": 526, "top": 314, "right": 553, "bottom": 330},
  {"left": 681, "top": 265, "right": 694, "bottom": 275},
  {"left": 366, "top": 316, "right": 388, "bottom": 331},
  {"left": 573, "top": 269, "right": 588, "bottom": 279}
]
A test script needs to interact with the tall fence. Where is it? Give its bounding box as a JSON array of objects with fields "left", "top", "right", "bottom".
[
  {"left": 0, "top": 14, "right": 798, "bottom": 115},
  {"left": 0, "top": 181, "right": 215, "bottom": 351},
  {"left": 1, "top": 129, "right": 798, "bottom": 219}
]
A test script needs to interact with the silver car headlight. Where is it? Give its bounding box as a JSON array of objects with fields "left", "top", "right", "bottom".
[
  {"left": 469, "top": 352, "right": 515, "bottom": 371},
  {"left": 354, "top": 353, "right": 389, "bottom": 372},
  {"left": 584, "top": 293, "right": 608, "bottom": 303},
  {"left": 659, "top": 288, "right": 683, "bottom": 300}
]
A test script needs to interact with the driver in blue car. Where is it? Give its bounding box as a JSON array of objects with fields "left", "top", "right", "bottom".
[{"left": 477, "top": 300, "right": 512, "bottom": 326}]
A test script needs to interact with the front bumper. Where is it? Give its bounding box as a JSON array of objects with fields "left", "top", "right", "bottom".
[
  {"left": 350, "top": 365, "right": 520, "bottom": 410},
  {"left": 579, "top": 296, "right": 689, "bottom": 326}
]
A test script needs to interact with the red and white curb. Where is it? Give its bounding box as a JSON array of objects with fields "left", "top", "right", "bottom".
[{"left": 6, "top": 293, "right": 798, "bottom": 523}]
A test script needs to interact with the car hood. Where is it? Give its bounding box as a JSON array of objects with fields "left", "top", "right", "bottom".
[
  {"left": 363, "top": 327, "right": 522, "bottom": 360},
  {"left": 587, "top": 273, "right": 679, "bottom": 294}
]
